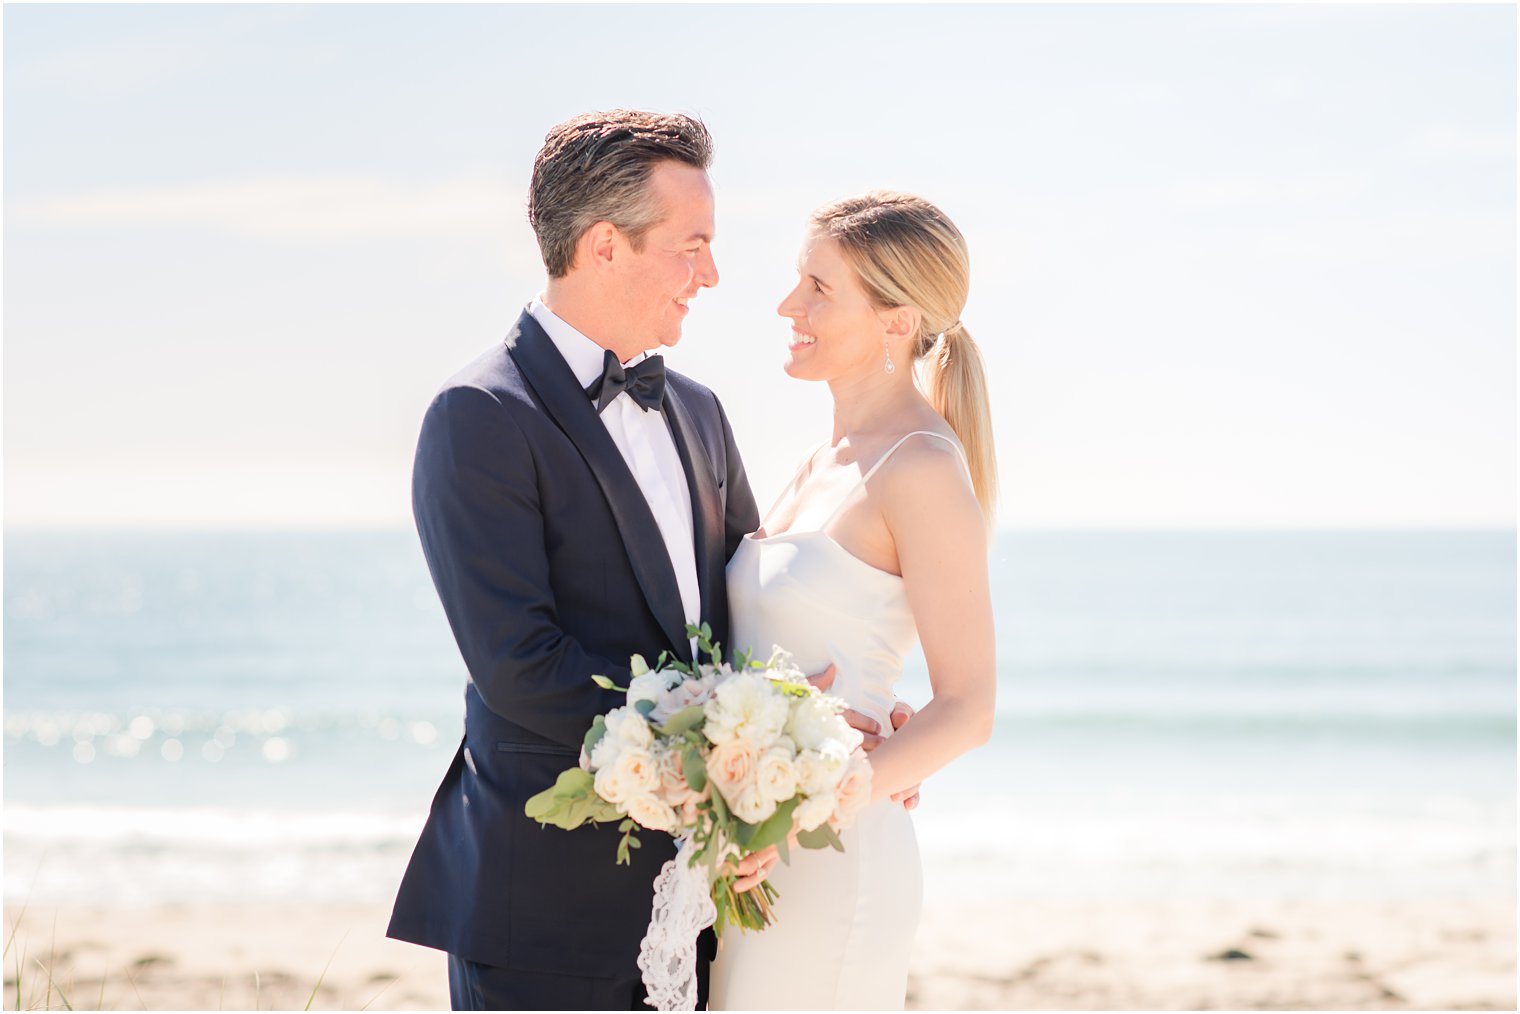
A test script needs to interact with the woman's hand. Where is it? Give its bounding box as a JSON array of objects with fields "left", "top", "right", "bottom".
[
  {"left": 727, "top": 828, "right": 802, "bottom": 893},
  {"left": 886, "top": 702, "right": 921, "bottom": 810}
]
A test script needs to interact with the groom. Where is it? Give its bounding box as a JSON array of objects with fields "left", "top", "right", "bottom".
[{"left": 387, "top": 110, "right": 758, "bottom": 1010}]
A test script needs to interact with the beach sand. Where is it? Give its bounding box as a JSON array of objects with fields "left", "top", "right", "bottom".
[{"left": 3, "top": 898, "right": 1513, "bottom": 1011}]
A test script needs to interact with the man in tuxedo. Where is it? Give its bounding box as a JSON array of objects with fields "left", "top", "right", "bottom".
[{"left": 386, "top": 110, "right": 757, "bottom": 1009}]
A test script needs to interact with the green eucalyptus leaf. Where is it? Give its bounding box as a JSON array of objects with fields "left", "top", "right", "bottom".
[
  {"left": 745, "top": 797, "right": 799, "bottom": 853},
  {"left": 659, "top": 705, "right": 707, "bottom": 737},
  {"left": 682, "top": 747, "right": 708, "bottom": 793},
  {"left": 734, "top": 816, "right": 757, "bottom": 848},
  {"left": 523, "top": 786, "right": 563, "bottom": 823},
  {"left": 796, "top": 823, "right": 845, "bottom": 852},
  {"left": 583, "top": 715, "right": 607, "bottom": 757},
  {"left": 709, "top": 782, "right": 731, "bottom": 824}
]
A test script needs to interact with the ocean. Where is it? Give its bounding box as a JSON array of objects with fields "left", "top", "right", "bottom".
[{"left": 4, "top": 530, "right": 1514, "bottom": 908}]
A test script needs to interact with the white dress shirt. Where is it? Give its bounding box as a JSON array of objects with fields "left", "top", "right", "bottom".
[{"left": 529, "top": 299, "right": 701, "bottom": 637}]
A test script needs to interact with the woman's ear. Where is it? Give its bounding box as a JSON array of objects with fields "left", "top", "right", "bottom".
[{"left": 879, "top": 304, "right": 921, "bottom": 340}]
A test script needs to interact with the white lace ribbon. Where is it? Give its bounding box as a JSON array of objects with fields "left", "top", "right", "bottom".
[{"left": 638, "top": 839, "right": 716, "bottom": 1011}]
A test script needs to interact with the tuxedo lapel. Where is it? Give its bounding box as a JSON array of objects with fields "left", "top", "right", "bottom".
[
  {"left": 662, "top": 386, "right": 724, "bottom": 647},
  {"left": 505, "top": 312, "right": 692, "bottom": 662}
]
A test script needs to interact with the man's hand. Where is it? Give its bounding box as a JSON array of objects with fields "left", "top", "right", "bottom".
[
  {"left": 807, "top": 664, "right": 883, "bottom": 750},
  {"left": 887, "top": 701, "right": 921, "bottom": 811},
  {"left": 808, "top": 669, "right": 922, "bottom": 808}
]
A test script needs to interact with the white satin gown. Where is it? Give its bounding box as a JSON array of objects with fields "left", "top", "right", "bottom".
[{"left": 709, "top": 430, "right": 967, "bottom": 1011}]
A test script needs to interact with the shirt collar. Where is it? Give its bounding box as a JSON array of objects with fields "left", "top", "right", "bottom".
[{"left": 529, "top": 297, "right": 651, "bottom": 393}]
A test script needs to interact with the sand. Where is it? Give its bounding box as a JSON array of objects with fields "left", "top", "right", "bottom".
[{"left": 3, "top": 897, "right": 1513, "bottom": 1011}]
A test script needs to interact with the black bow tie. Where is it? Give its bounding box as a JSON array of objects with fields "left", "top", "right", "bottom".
[{"left": 585, "top": 349, "right": 666, "bottom": 413}]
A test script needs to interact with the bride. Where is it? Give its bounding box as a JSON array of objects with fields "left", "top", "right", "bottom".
[{"left": 709, "top": 192, "right": 998, "bottom": 1010}]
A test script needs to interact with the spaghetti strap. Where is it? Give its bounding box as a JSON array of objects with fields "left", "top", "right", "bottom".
[
  {"left": 859, "top": 431, "right": 967, "bottom": 484},
  {"left": 821, "top": 430, "right": 969, "bottom": 528}
]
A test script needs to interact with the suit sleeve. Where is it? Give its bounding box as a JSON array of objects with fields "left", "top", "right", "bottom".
[
  {"left": 411, "top": 385, "right": 628, "bottom": 747},
  {"left": 714, "top": 394, "right": 760, "bottom": 562}
]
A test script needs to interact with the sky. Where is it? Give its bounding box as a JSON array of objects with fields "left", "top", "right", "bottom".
[{"left": 3, "top": 4, "right": 1515, "bottom": 530}]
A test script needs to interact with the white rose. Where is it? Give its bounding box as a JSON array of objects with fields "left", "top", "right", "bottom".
[
  {"left": 605, "top": 708, "right": 654, "bottom": 750},
  {"left": 613, "top": 747, "right": 660, "bottom": 794},
  {"left": 787, "top": 694, "right": 854, "bottom": 752},
  {"left": 755, "top": 747, "right": 798, "bottom": 804},
  {"left": 704, "top": 672, "right": 789, "bottom": 747},
  {"left": 594, "top": 764, "right": 628, "bottom": 805},
  {"left": 588, "top": 729, "right": 622, "bottom": 772},
  {"left": 795, "top": 745, "right": 847, "bottom": 794},
  {"left": 794, "top": 791, "right": 836, "bottom": 832},
  {"left": 817, "top": 737, "right": 851, "bottom": 768},
  {"left": 625, "top": 792, "right": 679, "bottom": 833},
  {"left": 729, "top": 784, "right": 776, "bottom": 825},
  {"left": 628, "top": 670, "right": 671, "bottom": 711}
]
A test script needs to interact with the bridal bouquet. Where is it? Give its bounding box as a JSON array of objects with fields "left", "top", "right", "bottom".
[{"left": 524, "top": 624, "right": 872, "bottom": 935}]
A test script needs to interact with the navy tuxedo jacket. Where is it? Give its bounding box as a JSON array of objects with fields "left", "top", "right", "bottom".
[{"left": 387, "top": 310, "right": 759, "bottom": 978}]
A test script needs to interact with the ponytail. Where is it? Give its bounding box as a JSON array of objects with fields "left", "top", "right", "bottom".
[{"left": 921, "top": 326, "right": 997, "bottom": 527}]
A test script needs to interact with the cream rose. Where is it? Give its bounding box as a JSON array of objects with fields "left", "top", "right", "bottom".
[
  {"left": 705, "top": 737, "right": 760, "bottom": 804},
  {"left": 832, "top": 755, "right": 873, "bottom": 828},
  {"left": 594, "top": 764, "right": 628, "bottom": 805},
  {"left": 625, "top": 792, "right": 679, "bottom": 833},
  {"left": 656, "top": 746, "right": 693, "bottom": 806},
  {"left": 612, "top": 746, "right": 660, "bottom": 794},
  {"left": 794, "top": 790, "right": 837, "bottom": 832},
  {"left": 755, "top": 746, "right": 799, "bottom": 804},
  {"left": 729, "top": 783, "right": 776, "bottom": 825}
]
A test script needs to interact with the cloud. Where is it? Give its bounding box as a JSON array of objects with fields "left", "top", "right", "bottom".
[{"left": 9, "top": 176, "right": 527, "bottom": 240}]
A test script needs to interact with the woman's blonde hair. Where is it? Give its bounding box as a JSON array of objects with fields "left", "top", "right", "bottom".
[{"left": 811, "top": 191, "right": 998, "bottom": 526}]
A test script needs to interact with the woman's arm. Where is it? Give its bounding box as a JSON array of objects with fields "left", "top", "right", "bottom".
[{"left": 860, "top": 438, "right": 997, "bottom": 801}]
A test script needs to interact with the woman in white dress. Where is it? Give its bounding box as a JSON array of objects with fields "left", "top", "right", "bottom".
[{"left": 709, "top": 192, "right": 999, "bottom": 1011}]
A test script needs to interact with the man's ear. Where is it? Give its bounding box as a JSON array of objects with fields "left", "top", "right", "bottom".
[{"left": 577, "top": 221, "right": 620, "bottom": 273}]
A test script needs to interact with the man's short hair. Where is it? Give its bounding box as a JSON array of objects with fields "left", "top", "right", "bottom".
[{"left": 528, "top": 110, "right": 714, "bottom": 278}]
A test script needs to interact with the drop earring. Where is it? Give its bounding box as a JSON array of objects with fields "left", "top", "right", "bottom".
[{"left": 884, "top": 341, "right": 895, "bottom": 375}]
